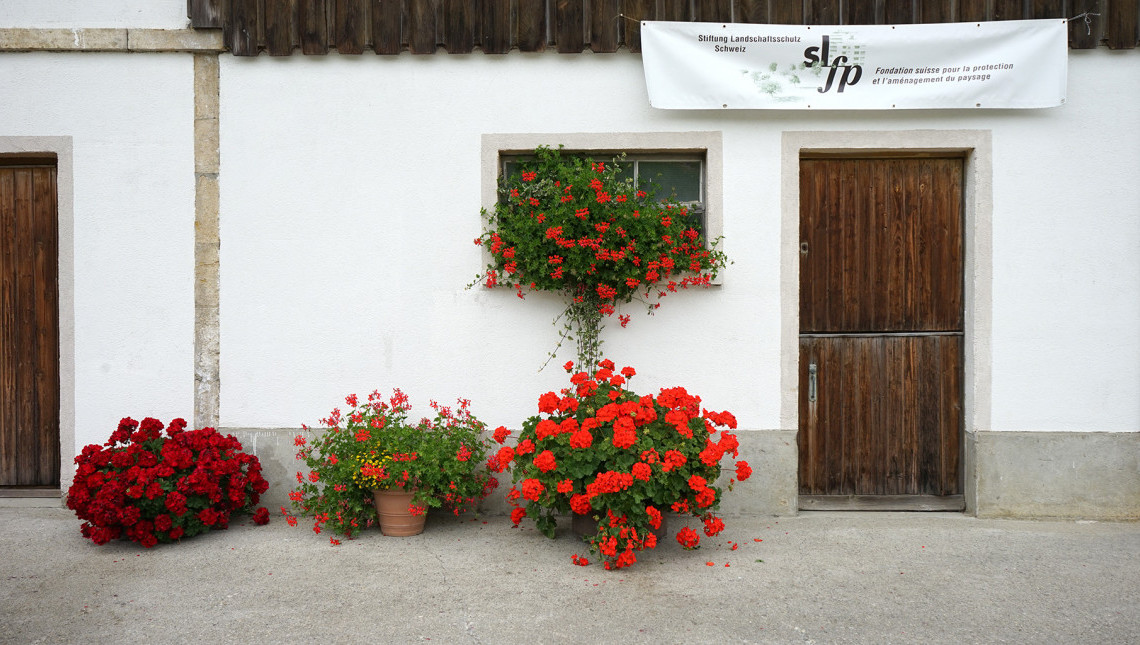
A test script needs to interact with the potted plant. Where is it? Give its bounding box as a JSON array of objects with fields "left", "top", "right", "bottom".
[
  {"left": 67, "top": 417, "right": 271, "bottom": 547},
  {"left": 285, "top": 389, "right": 499, "bottom": 543},
  {"left": 473, "top": 145, "right": 728, "bottom": 368},
  {"left": 490, "top": 360, "right": 752, "bottom": 569}
]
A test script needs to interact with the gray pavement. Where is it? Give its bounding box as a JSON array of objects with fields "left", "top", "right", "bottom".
[{"left": 1, "top": 507, "right": 1138, "bottom": 644}]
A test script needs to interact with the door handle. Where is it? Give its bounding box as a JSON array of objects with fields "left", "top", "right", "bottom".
[{"left": 808, "top": 362, "right": 817, "bottom": 403}]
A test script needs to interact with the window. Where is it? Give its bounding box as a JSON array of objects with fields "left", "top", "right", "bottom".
[
  {"left": 500, "top": 154, "right": 708, "bottom": 237},
  {"left": 481, "top": 132, "right": 724, "bottom": 283}
]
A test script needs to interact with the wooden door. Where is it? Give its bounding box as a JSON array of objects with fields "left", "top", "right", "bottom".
[
  {"left": 798, "top": 157, "right": 963, "bottom": 509},
  {"left": 0, "top": 164, "right": 60, "bottom": 488}
]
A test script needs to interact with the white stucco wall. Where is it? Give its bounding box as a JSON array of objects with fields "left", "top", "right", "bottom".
[
  {"left": 0, "top": 1, "right": 188, "bottom": 29},
  {"left": 218, "top": 50, "right": 1139, "bottom": 435},
  {"left": 0, "top": 52, "right": 196, "bottom": 455}
]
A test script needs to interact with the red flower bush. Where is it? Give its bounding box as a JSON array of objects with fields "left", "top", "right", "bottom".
[
  {"left": 67, "top": 417, "right": 269, "bottom": 547},
  {"left": 496, "top": 361, "right": 751, "bottom": 569}
]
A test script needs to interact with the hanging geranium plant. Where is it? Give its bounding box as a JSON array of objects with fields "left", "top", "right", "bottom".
[{"left": 473, "top": 145, "right": 728, "bottom": 367}]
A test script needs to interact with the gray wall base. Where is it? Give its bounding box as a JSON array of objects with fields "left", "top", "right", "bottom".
[
  {"left": 223, "top": 427, "right": 801, "bottom": 517},
  {"left": 972, "top": 430, "right": 1140, "bottom": 520}
]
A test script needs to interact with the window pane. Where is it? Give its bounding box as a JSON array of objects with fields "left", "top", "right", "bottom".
[
  {"left": 503, "top": 160, "right": 523, "bottom": 179},
  {"left": 637, "top": 161, "right": 701, "bottom": 202},
  {"left": 608, "top": 160, "right": 634, "bottom": 183}
]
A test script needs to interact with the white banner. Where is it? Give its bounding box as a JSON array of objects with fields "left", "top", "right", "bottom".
[{"left": 641, "top": 19, "right": 1067, "bottom": 110}]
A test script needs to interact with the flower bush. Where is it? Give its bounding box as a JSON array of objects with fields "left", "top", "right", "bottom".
[
  {"left": 284, "top": 390, "right": 499, "bottom": 541},
  {"left": 492, "top": 360, "right": 751, "bottom": 569},
  {"left": 473, "top": 145, "right": 728, "bottom": 367},
  {"left": 67, "top": 417, "right": 270, "bottom": 548}
]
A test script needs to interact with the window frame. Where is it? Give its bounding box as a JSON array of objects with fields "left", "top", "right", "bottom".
[
  {"left": 499, "top": 153, "right": 708, "bottom": 237},
  {"left": 480, "top": 132, "right": 724, "bottom": 283}
]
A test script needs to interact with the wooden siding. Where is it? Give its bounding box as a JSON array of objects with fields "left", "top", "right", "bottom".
[
  {"left": 188, "top": 0, "right": 1140, "bottom": 55},
  {"left": 0, "top": 166, "right": 60, "bottom": 488}
]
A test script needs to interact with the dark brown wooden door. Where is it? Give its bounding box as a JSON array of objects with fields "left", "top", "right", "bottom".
[
  {"left": 798, "top": 157, "right": 962, "bottom": 506},
  {"left": 0, "top": 165, "right": 60, "bottom": 488}
]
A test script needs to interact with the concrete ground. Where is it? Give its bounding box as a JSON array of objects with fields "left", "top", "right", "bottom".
[{"left": 1, "top": 507, "right": 1137, "bottom": 644}]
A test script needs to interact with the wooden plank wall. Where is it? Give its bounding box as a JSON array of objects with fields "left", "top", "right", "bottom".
[{"left": 187, "top": 0, "right": 1140, "bottom": 55}]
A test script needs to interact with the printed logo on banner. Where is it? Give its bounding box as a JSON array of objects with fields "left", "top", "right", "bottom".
[{"left": 733, "top": 30, "right": 865, "bottom": 102}]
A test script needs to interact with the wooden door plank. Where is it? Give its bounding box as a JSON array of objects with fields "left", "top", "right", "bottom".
[
  {"left": 941, "top": 335, "right": 963, "bottom": 494},
  {"left": 189, "top": 0, "right": 226, "bottom": 28},
  {"left": 31, "top": 168, "right": 58, "bottom": 486},
  {"left": 799, "top": 160, "right": 827, "bottom": 333},
  {"left": 299, "top": 0, "right": 330, "bottom": 54},
  {"left": 408, "top": 0, "right": 438, "bottom": 54},
  {"left": 517, "top": 0, "right": 546, "bottom": 52},
  {"left": 867, "top": 336, "right": 887, "bottom": 494},
  {"left": 816, "top": 338, "right": 837, "bottom": 494},
  {"left": 481, "top": 0, "right": 512, "bottom": 53},
  {"left": 0, "top": 169, "right": 16, "bottom": 485},
  {"left": 591, "top": 0, "right": 621, "bottom": 53},
  {"left": 372, "top": 0, "right": 402, "bottom": 55},
  {"left": 913, "top": 160, "right": 935, "bottom": 331},
  {"left": 842, "top": 337, "right": 874, "bottom": 495},
  {"left": 937, "top": 159, "right": 964, "bottom": 330},
  {"left": 556, "top": 0, "right": 586, "bottom": 53},
  {"left": 334, "top": 0, "right": 367, "bottom": 54},
  {"left": 959, "top": 0, "right": 988, "bottom": 21},
  {"left": 825, "top": 338, "right": 847, "bottom": 494},
  {"left": 13, "top": 170, "right": 36, "bottom": 485},
  {"left": 885, "top": 336, "right": 920, "bottom": 495},
  {"left": 885, "top": 160, "right": 910, "bottom": 330},
  {"left": 868, "top": 160, "right": 889, "bottom": 331},
  {"left": 838, "top": 160, "right": 861, "bottom": 332},
  {"left": 915, "top": 335, "right": 943, "bottom": 494},
  {"left": 265, "top": 0, "right": 297, "bottom": 56},
  {"left": 443, "top": 0, "right": 475, "bottom": 53},
  {"left": 797, "top": 339, "right": 818, "bottom": 493},
  {"left": 621, "top": 0, "right": 654, "bottom": 52}
]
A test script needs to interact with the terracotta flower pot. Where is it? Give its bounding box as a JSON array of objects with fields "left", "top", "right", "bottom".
[{"left": 371, "top": 489, "right": 426, "bottom": 536}]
